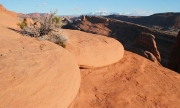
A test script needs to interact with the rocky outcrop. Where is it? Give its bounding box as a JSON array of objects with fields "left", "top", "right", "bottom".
[
  {"left": 62, "top": 17, "right": 72, "bottom": 24},
  {"left": 135, "top": 32, "right": 161, "bottom": 62},
  {"left": 63, "top": 29, "right": 124, "bottom": 68},
  {"left": 24, "top": 17, "right": 34, "bottom": 26},
  {"left": 168, "top": 31, "right": 180, "bottom": 73},
  {"left": 143, "top": 51, "right": 161, "bottom": 66},
  {"left": 68, "top": 15, "right": 176, "bottom": 67}
]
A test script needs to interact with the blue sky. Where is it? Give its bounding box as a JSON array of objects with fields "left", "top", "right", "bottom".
[{"left": 0, "top": 0, "right": 180, "bottom": 15}]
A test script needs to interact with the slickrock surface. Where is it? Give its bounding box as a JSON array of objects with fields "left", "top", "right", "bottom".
[
  {"left": 0, "top": 7, "right": 81, "bottom": 108},
  {"left": 63, "top": 29, "right": 124, "bottom": 68},
  {"left": 69, "top": 51, "right": 180, "bottom": 108}
]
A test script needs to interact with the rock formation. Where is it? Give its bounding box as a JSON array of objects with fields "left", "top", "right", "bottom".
[
  {"left": 24, "top": 17, "right": 34, "bottom": 26},
  {"left": 82, "top": 15, "right": 86, "bottom": 21},
  {"left": 135, "top": 32, "right": 161, "bottom": 62},
  {"left": 1, "top": 4, "right": 180, "bottom": 108},
  {"left": 62, "top": 17, "right": 72, "bottom": 24},
  {"left": 69, "top": 15, "right": 176, "bottom": 66},
  {"left": 0, "top": 6, "right": 80, "bottom": 108},
  {"left": 63, "top": 29, "right": 124, "bottom": 68},
  {"left": 168, "top": 31, "right": 180, "bottom": 73}
]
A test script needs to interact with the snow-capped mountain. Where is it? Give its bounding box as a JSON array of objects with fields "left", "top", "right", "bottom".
[
  {"left": 86, "top": 10, "right": 153, "bottom": 16},
  {"left": 87, "top": 11, "right": 119, "bottom": 16}
]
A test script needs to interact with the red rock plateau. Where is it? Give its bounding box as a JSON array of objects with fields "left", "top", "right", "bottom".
[{"left": 0, "top": 4, "right": 180, "bottom": 108}]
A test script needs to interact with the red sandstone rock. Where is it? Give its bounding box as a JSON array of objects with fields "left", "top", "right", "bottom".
[
  {"left": 135, "top": 32, "right": 161, "bottom": 62},
  {"left": 69, "top": 51, "right": 180, "bottom": 108},
  {"left": 63, "top": 29, "right": 124, "bottom": 68},
  {"left": 24, "top": 17, "right": 34, "bottom": 26},
  {"left": 0, "top": 8, "right": 80, "bottom": 108}
]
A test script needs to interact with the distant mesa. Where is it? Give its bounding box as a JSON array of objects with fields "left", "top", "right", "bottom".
[
  {"left": 104, "top": 12, "right": 180, "bottom": 32},
  {"left": 18, "top": 12, "right": 49, "bottom": 20}
]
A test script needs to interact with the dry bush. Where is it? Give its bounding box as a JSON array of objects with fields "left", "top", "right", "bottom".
[
  {"left": 37, "top": 31, "right": 68, "bottom": 48},
  {"left": 18, "top": 11, "right": 67, "bottom": 47}
]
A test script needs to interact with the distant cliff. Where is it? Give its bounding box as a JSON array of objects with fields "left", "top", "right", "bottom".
[{"left": 104, "top": 12, "right": 180, "bottom": 29}]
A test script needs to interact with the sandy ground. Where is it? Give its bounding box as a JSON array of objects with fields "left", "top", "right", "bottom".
[{"left": 69, "top": 51, "right": 180, "bottom": 108}]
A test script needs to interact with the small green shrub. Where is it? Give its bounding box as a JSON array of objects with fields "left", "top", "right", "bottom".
[
  {"left": 17, "top": 21, "right": 27, "bottom": 29},
  {"left": 52, "top": 16, "right": 61, "bottom": 27}
]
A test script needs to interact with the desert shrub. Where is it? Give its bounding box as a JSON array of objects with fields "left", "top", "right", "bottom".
[
  {"left": 18, "top": 11, "right": 68, "bottom": 48},
  {"left": 17, "top": 21, "right": 27, "bottom": 29},
  {"left": 52, "top": 16, "right": 61, "bottom": 27},
  {"left": 37, "top": 32, "right": 68, "bottom": 48}
]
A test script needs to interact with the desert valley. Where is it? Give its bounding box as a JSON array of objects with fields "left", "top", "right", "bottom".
[{"left": 0, "top": 2, "right": 180, "bottom": 108}]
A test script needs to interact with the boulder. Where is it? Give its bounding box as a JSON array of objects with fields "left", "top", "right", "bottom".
[
  {"left": 143, "top": 51, "right": 161, "bottom": 66},
  {"left": 24, "top": 17, "right": 34, "bottom": 26},
  {"left": 63, "top": 29, "right": 124, "bottom": 68},
  {"left": 168, "top": 31, "right": 180, "bottom": 73},
  {"left": 135, "top": 32, "right": 161, "bottom": 62}
]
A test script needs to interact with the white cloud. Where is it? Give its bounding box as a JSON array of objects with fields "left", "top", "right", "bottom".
[
  {"left": 43, "top": 2, "right": 47, "bottom": 5},
  {"left": 71, "top": 7, "right": 80, "bottom": 11}
]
